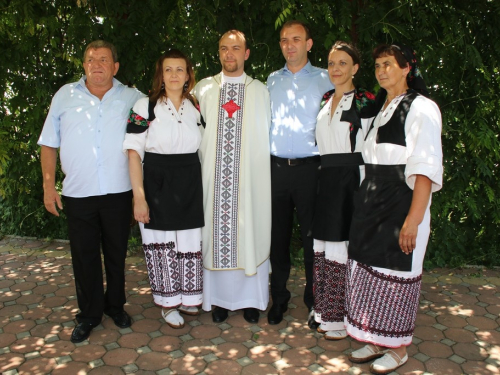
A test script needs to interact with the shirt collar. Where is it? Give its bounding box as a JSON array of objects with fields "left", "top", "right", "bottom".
[{"left": 282, "top": 60, "right": 313, "bottom": 75}]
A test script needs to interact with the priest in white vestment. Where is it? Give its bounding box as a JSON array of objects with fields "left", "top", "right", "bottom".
[{"left": 193, "top": 30, "right": 272, "bottom": 324}]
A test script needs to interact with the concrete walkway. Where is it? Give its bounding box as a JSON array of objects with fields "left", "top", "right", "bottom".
[{"left": 0, "top": 236, "right": 498, "bottom": 374}]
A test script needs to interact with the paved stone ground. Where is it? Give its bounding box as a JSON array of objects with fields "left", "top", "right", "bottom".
[{"left": 0, "top": 236, "right": 499, "bottom": 374}]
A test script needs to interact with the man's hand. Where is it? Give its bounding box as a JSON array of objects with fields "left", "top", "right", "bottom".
[
  {"left": 41, "top": 146, "right": 62, "bottom": 217},
  {"left": 44, "top": 187, "right": 63, "bottom": 216}
]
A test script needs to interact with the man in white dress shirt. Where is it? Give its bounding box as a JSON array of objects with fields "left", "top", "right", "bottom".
[
  {"left": 39, "top": 40, "right": 144, "bottom": 343},
  {"left": 193, "top": 30, "right": 272, "bottom": 324}
]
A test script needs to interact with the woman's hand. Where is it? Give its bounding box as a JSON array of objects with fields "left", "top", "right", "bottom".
[
  {"left": 134, "top": 198, "right": 150, "bottom": 224},
  {"left": 399, "top": 174, "right": 432, "bottom": 255},
  {"left": 399, "top": 217, "right": 418, "bottom": 254}
]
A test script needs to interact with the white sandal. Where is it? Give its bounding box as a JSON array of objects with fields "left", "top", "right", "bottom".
[
  {"left": 161, "top": 308, "right": 185, "bottom": 329},
  {"left": 178, "top": 305, "right": 200, "bottom": 316},
  {"left": 317, "top": 324, "right": 328, "bottom": 334},
  {"left": 370, "top": 350, "right": 408, "bottom": 374},
  {"left": 324, "top": 329, "right": 347, "bottom": 340},
  {"left": 348, "top": 344, "right": 385, "bottom": 363}
]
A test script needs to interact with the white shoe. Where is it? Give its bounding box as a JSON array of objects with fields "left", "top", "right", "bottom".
[
  {"left": 370, "top": 350, "right": 408, "bottom": 374},
  {"left": 348, "top": 344, "right": 385, "bottom": 363},
  {"left": 317, "top": 324, "right": 328, "bottom": 334},
  {"left": 178, "top": 305, "right": 200, "bottom": 316},
  {"left": 161, "top": 308, "right": 185, "bottom": 329},
  {"left": 324, "top": 329, "right": 347, "bottom": 340}
]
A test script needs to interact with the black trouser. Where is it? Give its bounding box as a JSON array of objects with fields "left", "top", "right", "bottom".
[
  {"left": 63, "top": 191, "right": 132, "bottom": 325},
  {"left": 270, "top": 157, "right": 320, "bottom": 310}
]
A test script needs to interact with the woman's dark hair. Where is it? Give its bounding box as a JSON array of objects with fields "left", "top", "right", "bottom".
[
  {"left": 372, "top": 44, "right": 408, "bottom": 68},
  {"left": 330, "top": 41, "right": 361, "bottom": 66},
  {"left": 149, "top": 49, "right": 196, "bottom": 104}
]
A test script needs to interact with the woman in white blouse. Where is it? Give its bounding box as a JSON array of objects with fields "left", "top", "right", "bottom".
[
  {"left": 312, "top": 41, "right": 375, "bottom": 341},
  {"left": 123, "top": 49, "right": 204, "bottom": 329},
  {"left": 345, "top": 44, "right": 443, "bottom": 374}
]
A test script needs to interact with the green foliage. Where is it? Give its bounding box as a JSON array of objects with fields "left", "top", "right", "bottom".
[{"left": 0, "top": 0, "right": 499, "bottom": 266}]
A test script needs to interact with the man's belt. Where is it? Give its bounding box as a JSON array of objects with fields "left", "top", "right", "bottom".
[{"left": 271, "top": 155, "right": 321, "bottom": 166}]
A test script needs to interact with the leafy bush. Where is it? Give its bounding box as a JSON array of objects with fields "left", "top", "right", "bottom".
[{"left": 1, "top": 0, "right": 498, "bottom": 266}]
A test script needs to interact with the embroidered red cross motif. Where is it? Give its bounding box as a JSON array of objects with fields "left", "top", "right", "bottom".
[{"left": 222, "top": 99, "right": 241, "bottom": 118}]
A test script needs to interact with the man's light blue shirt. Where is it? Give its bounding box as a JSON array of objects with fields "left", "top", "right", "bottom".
[
  {"left": 267, "top": 61, "right": 334, "bottom": 158},
  {"left": 38, "top": 77, "right": 144, "bottom": 197}
]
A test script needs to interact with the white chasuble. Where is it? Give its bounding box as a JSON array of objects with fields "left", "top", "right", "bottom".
[{"left": 194, "top": 73, "right": 272, "bottom": 277}]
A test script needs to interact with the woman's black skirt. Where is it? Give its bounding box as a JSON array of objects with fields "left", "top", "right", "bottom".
[{"left": 143, "top": 151, "right": 204, "bottom": 231}]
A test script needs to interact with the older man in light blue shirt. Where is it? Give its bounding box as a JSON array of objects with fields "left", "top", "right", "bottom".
[
  {"left": 39, "top": 40, "right": 144, "bottom": 344},
  {"left": 267, "top": 20, "right": 333, "bottom": 327}
]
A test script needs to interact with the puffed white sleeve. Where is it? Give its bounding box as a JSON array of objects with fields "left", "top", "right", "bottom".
[
  {"left": 405, "top": 97, "right": 443, "bottom": 192},
  {"left": 122, "top": 97, "right": 151, "bottom": 161}
]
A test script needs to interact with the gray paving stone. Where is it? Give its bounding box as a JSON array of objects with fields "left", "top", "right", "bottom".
[
  {"left": 119, "top": 327, "right": 133, "bottom": 334},
  {"left": 242, "top": 340, "right": 259, "bottom": 349},
  {"left": 105, "top": 342, "right": 120, "bottom": 350},
  {"left": 56, "top": 355, "right": 72, "bottom": 365},
  {"left": 123, "top": 364, "right": 139, "bottom": 373},
  {"left": 237, "top": 356, "right": 253, "bottom": 366},
  {"left": 16, "top": 331, "right": 31, "bottom": 339},
  {"left": 309, "top": 363, "right": 327, "bottom": 373},
  {"left": 464, "top": 324, "right": 478, "bottom": 332},
  {"left": 25, "top": 351, "right": 41, "bottom": 359},
  {"left": 170, "top": 349, "right": 184, "bottom": 359},
  {"left": 449, "top": 354, "right": 466, "bottom": 364},
  {"left": 440, "top": 338, "right": 456, "bottom": 346},
  {"left": 277, "top": 343, "right": 291, "bottom": 351},
  {"left": 249, "top": 325, "right": 262, "bottom": 333},
  {"left": 414, "top": 353, "right": 430, "bottom": 362},
  {"left": 432, "top": 323, "right": 448, "bottom": 331},
  {"left": 148, "top": 330, "right": 162, "bottom": 338},
  {"left": 309, "top": 345, "right": 325, "bottom": 354},
  {"left": 203, "top": 353, "right": 219, "bottom": 363},
  {"left": 210, "top": 337, "right": 226, "bottom": 345},
  {"left": 218, "top": 322, "right": 231, "bottom": 330},
  {"left": 180, "top": 333, "right": 194, "bottom": 342},
  {"left": 45, "top": 334, "right": 59, "bottom": 343},
  {"left": 89, "top": 359, "right": 104, "bottom": 368},
  {"left": 137, "top": 345, "right": 151, "bottom": 354}
]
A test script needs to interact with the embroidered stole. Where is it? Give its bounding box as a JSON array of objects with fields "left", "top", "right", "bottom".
[{"left": 212, "top": 82, "right": 245, "bottom": 269}]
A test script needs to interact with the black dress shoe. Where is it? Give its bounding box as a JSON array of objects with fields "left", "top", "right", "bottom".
[
  {"left": 212, "top": 306, "right": 228, "bottom": 323},
  {"left": 308, "top": 308, "right": 320, "bottom": 330},
  {"left": 243, "top": 308, "right": 260, "bottom": 324},
  {"left": 267, "top": 302, "right": 288, "bottom": 325},
  {"left": 107, "top": 311, "right": 132, "bottom": 328},
  {"left": 71, "top": 322, "right": 94, "bottom": 343}
]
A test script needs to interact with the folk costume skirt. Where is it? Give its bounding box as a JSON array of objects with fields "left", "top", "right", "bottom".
[
  {"left": 346, "top": 164, "right": 429, "bottom": 347},
  {"left": 141, "top": 152, "right": 204, "bottom": 308},
  {"left": 312, "top": 153, "right": 363, "bottom": 330}
]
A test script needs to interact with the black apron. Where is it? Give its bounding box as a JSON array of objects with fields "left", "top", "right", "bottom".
[
  {"left": 143, "top": 151, "right": 204, "bottom": 231},
  {"left": 313, "top": 153, "right": 363, "bottom": 241}
]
